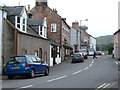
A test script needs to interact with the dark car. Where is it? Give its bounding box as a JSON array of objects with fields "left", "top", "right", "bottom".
[
  {"left": 72, "top": 53, "right": 84, "bottom": 63},
  {"left": 4, "top": 55, "right": 49, "bottom": 79}
]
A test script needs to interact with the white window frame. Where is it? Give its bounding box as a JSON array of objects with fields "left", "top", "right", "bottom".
[
  {"left": 51, "top": 23, "right": 57, "bottom": 32},
  {"left": 16, "top": 16, "right": 21, "bottom": 29},
  {"left": 15, "top": 16, "right": 27, "bottom": 33}
]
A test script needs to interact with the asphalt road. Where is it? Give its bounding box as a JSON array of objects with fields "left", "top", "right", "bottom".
[{"left": 2, "top": 55, "right": 119, "bottom": 89}]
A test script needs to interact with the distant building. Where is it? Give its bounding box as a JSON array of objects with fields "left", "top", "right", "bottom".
[
  {"left": 72, "top": 22, "right": 81, "bottom": 53},
  {"left": 71, "top": 21, "right": 96, "bottom": 53},
  {"left": 70, "top": 27, "right": 80, "bottom": 53},
  {"left": 114, "top": 30, "right": 120, "bottom": 60}
]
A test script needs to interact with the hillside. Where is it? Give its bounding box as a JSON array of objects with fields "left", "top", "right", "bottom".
[{"left": 96, "top": 35, "right": 114, "bottom": 46}]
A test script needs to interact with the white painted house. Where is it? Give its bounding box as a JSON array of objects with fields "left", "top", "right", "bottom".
[{"left": 89, "top": 35, "right": 96, "bottom": 54}]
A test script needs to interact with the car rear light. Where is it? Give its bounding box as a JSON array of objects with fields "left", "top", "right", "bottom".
[{"left": 25, "top": 63, "right": 30, "bottom": 67}]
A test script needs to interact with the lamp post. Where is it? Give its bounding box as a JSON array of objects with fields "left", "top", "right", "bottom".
[{"left": 80, "top": 19, "right": 88, "bottom": 49}]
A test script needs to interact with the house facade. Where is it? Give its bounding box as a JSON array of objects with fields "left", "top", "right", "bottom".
[
  {"left": 70, "top": 27, "right": 80, "bottom": 53},
  {"left": 61, "top": 19, "right": 71, "bottom": 60},
  {"left": 72, "top": 21, "right": 96, "bottom": 53},
  {"left": 0, "top": 8, "right": 7, "bottom": 73},
  {"left": 31, "top": 0, "right": 63, "bottom": 63},
  {"left": 72, "top": 22, "right": 81, "bottom": 53},
  {"left": 89, "top": 35, "right": 96, "bottom": 51},
  {"left": 0, "top": 9, "right": 3, "bottom": 74},
  {"left": 2, "top": 6, "right": 51, "bottom": 66},
  {"left": 114, "top": 30, "right": 120, "bottom": 60}
]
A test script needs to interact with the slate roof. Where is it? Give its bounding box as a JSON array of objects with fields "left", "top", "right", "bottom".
[
  {"left": 3, "top": 6, "right": 24, "bottom": 16},
  {"left": 28, "top": 18, "right": 44, "bottom": 26},
  {"left": 114, "top": 29, "right": 120, "bottom": 35}
]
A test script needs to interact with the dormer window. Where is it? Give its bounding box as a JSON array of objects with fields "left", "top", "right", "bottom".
[
  {"left": 17, "top": 17, "right": 20, "bottom": 29},
  {"left": 15, "top": 16, "right": 27, "bottom": 33},
  {"left": 23, "top": 19, "right": 25, "bottom": 31},
  {"left": 39, "top": 25, "right": 47, "bottom": 38}
]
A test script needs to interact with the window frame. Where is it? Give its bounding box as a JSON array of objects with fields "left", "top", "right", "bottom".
[{"left": 51, "top": 23, "right": 57, "bottom": 32}]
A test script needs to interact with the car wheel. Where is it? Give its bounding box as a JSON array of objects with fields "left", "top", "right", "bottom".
[
  {"left": 29, "top": 69, "right": 35, "bottom": 78},
  {"left": 8, "top": 75, "right": 14, "bottom": 79},
  {"left": 44, "top": 67, "right": 49, "bottom": 76}
]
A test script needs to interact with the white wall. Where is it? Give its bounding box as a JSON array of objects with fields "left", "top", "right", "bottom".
[
  {"left": 56, "top": 47, "right": 61, "bottom": 64},
  {"left": 90, "top": 36, "right": 96, "bottom": 50},
  {"left": 0, "top": 10, "right": 3, "bottom": 74},
  {"left": 50, "top": 45, "right": 53, "bottom": 67}
]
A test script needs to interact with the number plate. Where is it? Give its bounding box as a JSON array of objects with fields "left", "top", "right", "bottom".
[{"left": 12, "top": 67, "right": 20, "bottom": 69}]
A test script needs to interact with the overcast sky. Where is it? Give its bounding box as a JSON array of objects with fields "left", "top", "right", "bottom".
[{"left": 0, "top": 0, "right": 119, "bottom": 37}]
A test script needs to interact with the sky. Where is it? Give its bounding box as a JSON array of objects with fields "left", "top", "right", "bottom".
[{"left": 0, "top": 0, "right": 119, "bottom": 37}]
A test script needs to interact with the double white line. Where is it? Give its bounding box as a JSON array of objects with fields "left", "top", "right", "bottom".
[{"left": 95, "top": 83, "right": 110, "bottom": 90}]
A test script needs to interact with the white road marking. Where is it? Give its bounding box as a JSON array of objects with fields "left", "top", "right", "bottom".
[
  {"left": 20, "top": 85, "right": 33, "bottom": 89},
  {"left": 72, "top": 70, "right": 82, "bottom": 75},
  {"left": 118, "top": 61, "right": 120, "bottom": 64},
  {"left": 89, "top": 64, "right": 92, "bottom": 67},
  {"left": 115, "top": 61, "right": 118, "bottom": 65},
  {"left": 96, "top": 83, "right": 111, "bottom": 90},
  {"left": 97, "top": 83, "right": 107, "bottom": 89},
  {"left": 108, "top": 82, "right": 117, "bottom": 88},
  {"left": 14, "top": 85, "right": 33, "bottom": 90},
  {"left": 103, "top": 84, "right": 110, "bottom": 88},
  {"left": 84, "top": 67, "right": 89, "bottom": 70},
  {"left": 47, "top": 76, "right": 67, "bottom": 83}
]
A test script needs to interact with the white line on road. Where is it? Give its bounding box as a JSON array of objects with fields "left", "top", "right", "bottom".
[
  {"left": 108, "top": 82, "right": 117, "bottom": 88},
  {"left": 89, "top": 64, "right": 92, "bottom": 67},
  {"left": 20, "top": 85, "right": 33, "bottom": 89},
  {"left": 46, "top": 76, "right": 67, "bottom": 83},
  {"left": 72, "top": 70, "right": 82, "bottom": 75},
  {"left": 103, "top": 84, "right": 110, "bottom": 88},
  {"left": 13, "top": 85, "right": 33, "bottom": 90},
  {"left": 96, "top": 83, "right": 110, "bottom": 90},
  {"left": 97, "top": 83, "right": 107, "bottom": 89},
  {"left": 84, "top": 67, "right": 89, "bottom": 70},
  {"left": 118, "top": 61, "right": 120, "bottom": 64},
  {"left": 115, "top": 61, "right": 118, "bottom": 65}
]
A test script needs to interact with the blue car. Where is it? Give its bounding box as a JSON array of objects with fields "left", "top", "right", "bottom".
[{"left": 4, "top": 55, "right": 49, "bottom": 79}]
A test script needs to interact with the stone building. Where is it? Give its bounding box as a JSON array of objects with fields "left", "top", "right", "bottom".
[
  {"left": 30, "top": 0, "right": 70, "bottom": 62},
  {"left": 2, "top": 6, "right": 51, "bottom": 66},
  {"left": 72, "top": 21, "right": 96, "bottom": 53},
  {"left": 61, "top": 18, "right": 71, "bottom": 60},
  {"left": 114, "top": 30, "right": 120, "bottom": 60}
]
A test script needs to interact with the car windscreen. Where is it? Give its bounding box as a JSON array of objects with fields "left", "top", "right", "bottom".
[
  {"left": 73, "top": 54, "right": 81, "bottom": 57},
  {"left": 7, "top": 57, "right": 26, "bottom": 64}
]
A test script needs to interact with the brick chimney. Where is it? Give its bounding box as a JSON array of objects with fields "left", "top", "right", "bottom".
[
  {"left": 36, "top": 0, "right": 48, "bottom": 6},
  {"left": 72, "top": 22, "right": 80, "bottom": 31},
  {"left": 27, "top": 5, "right": 32, "bottom": 18}
]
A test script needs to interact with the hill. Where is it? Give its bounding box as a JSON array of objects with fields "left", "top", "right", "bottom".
[{"left": 96, "top": 35, "right": 114, "bottom": 46}]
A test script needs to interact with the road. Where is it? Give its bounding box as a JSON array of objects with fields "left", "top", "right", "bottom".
[{"left": 2, "top": 55, "right": 119, "bottom": 89}]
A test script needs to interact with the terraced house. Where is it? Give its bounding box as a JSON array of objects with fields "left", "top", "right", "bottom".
[
  {"left": 30, "top": 0, "right": 71, "bottom": 63},
  {"left": 114, "top": 30, "right": 120, "bottom": 61},
  {"left": 2, "top": 6, "right": 51, "bottom": 66}
]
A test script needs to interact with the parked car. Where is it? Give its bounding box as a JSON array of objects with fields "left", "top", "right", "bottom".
[
  {"left": 79, "top": 49, "right": 88, "bottom": 59},
  {"left": 72, "top": 53, "right": 84, "bottom": 63},
  {"left": 97, "top": 51, "right": 103, "bottom": 55},
  {"left": 4, "top": 55, "right": 49, "bottom": 79}
]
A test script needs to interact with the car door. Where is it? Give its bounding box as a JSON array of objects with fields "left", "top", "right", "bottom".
[{"left": 35, "top": 57, "right": 46, "bottom": 74}]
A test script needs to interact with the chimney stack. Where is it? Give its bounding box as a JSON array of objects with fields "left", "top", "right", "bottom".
[
  {"left": 27, "top": 5, "right": 32, "bottom": 18},
  {"left": 36, "top": 0, "right": 48, "bottom": 6},
  {"left": 53, "top": 8, "right": 57, "bottom": 13}
]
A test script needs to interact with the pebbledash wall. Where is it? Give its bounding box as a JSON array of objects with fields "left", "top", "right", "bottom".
[{"left": 0, "top": 9, "right": 3, "bottom": 74}]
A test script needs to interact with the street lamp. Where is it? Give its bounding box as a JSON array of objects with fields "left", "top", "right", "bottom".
[{"left": 80, "top": 19, "right": 88, "bottom": 49}]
